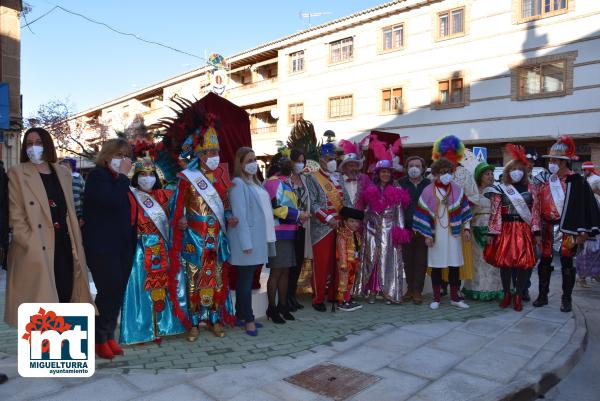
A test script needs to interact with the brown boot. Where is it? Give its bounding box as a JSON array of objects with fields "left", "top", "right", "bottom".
[
  {"left": 402, "top": 289, "right": 413, "bottom": 302},
  {"left": 412, "top": 292, "right": 423, "bottom": 305}
]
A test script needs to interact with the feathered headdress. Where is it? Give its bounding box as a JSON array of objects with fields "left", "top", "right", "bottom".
[
  {"left": 432, "top": 135, "right": 465, "bottom": 165},
  {"left": 369, "top": 135, "right": 403, "bottom": 171},
  {"left": 287, "top": 119, "right": 320, "bottom": 161},
  {"left": 543, "top": 135, "right": 578, "bottom": 161},
  {"left": 338, "top": 139, "right": 363, "bottom": 169},
  {"left": 506, "top": 144, "right": 531, "bottom": 167},
  {"left": 152, "top": 97, "right": 221, "bottom": 185}
]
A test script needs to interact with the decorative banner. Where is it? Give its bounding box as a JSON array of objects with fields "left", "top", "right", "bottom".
[{"left": 207, "top": 53, "right": 229, "bottom": 96}]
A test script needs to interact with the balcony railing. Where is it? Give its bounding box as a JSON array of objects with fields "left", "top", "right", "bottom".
[{"left": 250, "top": 125, "right": 277, "bottom": 135}]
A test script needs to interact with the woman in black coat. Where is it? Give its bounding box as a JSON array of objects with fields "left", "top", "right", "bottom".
[{"left": 83, "top": 138, "right": 135, "bottom": 360}]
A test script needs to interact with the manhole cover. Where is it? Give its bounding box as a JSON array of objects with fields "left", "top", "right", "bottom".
[{"left": 284, "top": 362, "right": 380, "bottom": 400}]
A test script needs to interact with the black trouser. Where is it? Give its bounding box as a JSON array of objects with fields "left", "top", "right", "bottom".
[
  {"left": 502, "top": 268, "right": 529, "bottom": 295},
  {"left": 234, "top": 265, "right": 256, "bottom": 322},
  {"left": 288, "top": 227, "right": 305, "bottom": 299},
  {"left": 431, "top": 267, "right": 460, "bottom": 286},
  {"left": 88, "top": 248, "right": 133, "bottom": 343},
  {"left": 402, "top": 235, "right": 428, "bottom": 294},
  {"left": 54, "top": 229, "right": 74, "bottom": 303}
]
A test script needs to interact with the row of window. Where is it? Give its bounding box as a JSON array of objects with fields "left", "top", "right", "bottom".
[
  {"left": 284, "top": 55, "right": 569, "bottom": 124},
  {"left": 288, "top": 1, "right": 569, "bottom": 73}
]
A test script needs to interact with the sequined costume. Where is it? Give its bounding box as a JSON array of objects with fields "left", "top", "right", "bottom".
[
  {"left": 170, "top": 163, "right": 234, "bottom": 328},
  {"left": 484, "top": 183, "right": 540, "bottom": 269},
  {"left": 336, "top": 225, "right": 360, "bottom": 303},
  {"left": 120, "top": 189, "right": 186, "bottom": 344}
]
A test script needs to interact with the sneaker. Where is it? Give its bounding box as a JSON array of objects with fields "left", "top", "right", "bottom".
[
  {"left": 451, "top": 300, "right": 470, "bottom": 309},
  {"left": 429, "top": 301, "right": 440, "bottom": 310},
  {"left": 349, "top": 301, "right": 363, "bottom": 311}
]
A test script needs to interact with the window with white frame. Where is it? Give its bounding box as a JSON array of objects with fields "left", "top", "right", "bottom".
[
  {"left": 289, "top": 51, "right": 305, "bottom": 73},
  {"left": 382, "top": 24, "right": 404, "bottom": 51},
  {"left": 438, "top": 7, "right": 465, "bottom": 39},
  {"left": 329, "top": 38, "right": 353, "bottom": 64},
  {"left": 328, "top": 95, "right": 353, "bottom": 119}
]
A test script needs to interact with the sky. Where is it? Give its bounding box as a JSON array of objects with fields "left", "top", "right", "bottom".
[{"left": 21, "top": 0, "right": 388, "bottom": 118}]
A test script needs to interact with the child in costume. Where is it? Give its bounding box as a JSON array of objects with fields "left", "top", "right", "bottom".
[
  {"left": 120, "top": 157, "right": 186, "bottom": 344},
  {"left": 336, "top": 206, "right": 364, "bottom": 311},
  {"left": 414, "top": 157, "right": 472, "bottom": 310}
]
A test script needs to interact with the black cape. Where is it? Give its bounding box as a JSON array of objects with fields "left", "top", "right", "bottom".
[{"left": 560, "top": 173, "right": 600, "bottom": 237}]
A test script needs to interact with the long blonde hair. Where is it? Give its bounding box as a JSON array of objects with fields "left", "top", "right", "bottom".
[
  {"left": 96, "top": 138, "right": 131, "bottom": 167},
  {"left": 233, "top": 147, "right": 261, "bottom": 185}
]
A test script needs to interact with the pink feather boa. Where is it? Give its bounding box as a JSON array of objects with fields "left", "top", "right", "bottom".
[
  {"left": 361, "top": 183, "right": 410, "bottom": 213},
  {"left": 392, "top": 226, "right": 412, "bottom": 246}
]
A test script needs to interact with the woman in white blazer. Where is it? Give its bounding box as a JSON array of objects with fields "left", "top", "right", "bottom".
[{"left": 227, "top": 147, "right": 275, "bottom": 336}]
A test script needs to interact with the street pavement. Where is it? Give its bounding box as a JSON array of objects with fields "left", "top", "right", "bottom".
[
  {"left": 0, "top": 268, "right": 588, "bottom": 401},
  {"left": 542, "top": 279, "right": 600, "bottom": 401}
]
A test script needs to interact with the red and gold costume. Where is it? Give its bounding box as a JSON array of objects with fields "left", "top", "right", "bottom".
[{"left": 336, "top": 225, "right": 360, "bottom": 303}]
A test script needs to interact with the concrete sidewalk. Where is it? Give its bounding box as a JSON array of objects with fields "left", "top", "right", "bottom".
[{"left": 0, "top": 270, "right": 586, "bottom": 401}]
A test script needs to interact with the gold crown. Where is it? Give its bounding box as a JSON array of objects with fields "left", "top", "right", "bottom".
[
  {"left": 194, "top": 126, "right": 220, "bottom": 153},
  {"left": 134, "top": 157, "right": 156, "bottom": 174}
]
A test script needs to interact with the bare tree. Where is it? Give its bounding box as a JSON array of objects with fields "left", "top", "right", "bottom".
[{"left": 26, "top": 99, "right": 110, "bottom": 159}]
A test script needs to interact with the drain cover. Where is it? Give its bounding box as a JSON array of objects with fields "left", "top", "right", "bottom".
[{"left": 284, "top": 362, "right": 380, "bottom": 400}]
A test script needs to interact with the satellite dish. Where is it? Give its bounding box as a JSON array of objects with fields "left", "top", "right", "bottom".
[{"left": 270, "top": 108, "right": 280, "bottom": 120}]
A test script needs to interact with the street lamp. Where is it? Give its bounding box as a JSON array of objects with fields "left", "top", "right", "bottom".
[{"left": 323, "top": 130, "right": 335, "bottom": 143}]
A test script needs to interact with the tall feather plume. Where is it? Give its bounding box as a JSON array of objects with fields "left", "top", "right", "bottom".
[
  {"left": 506, "top": 143, "right": 530, "bottom": 166},
  {"left": 287, "top": 119, "right": 320, "bottom": 161},
  {"left": 338, "top": 139, "right": 359, "bottom": 155},
  {"left": 370, "top": 137, "right": 392, "bottom": 162},
  {"left": 559, "top": 135, "right": 578, "bottom": 160}
]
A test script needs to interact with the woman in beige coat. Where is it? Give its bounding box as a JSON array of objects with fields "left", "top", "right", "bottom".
[{"left": 4, "top": 128, "right": 94, "bottom": 326}]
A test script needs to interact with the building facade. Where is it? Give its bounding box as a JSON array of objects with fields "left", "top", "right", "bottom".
[
  {"left": 0, "top": 0, "right": 22, "bottom": 169},
  {"left": 71, "top": 0, "right": 600, "bottom": 166}
]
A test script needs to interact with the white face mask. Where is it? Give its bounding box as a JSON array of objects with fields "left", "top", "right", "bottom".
[
  {"left": 110, "top": 158, "right": 122, "bottom": 172},
  {"left": 27, "top": 145, "right": 44, "bottom": 165},
  {"left": 408, "top": 166, "right": 422, "bottom": 179},
  {"left": 439, "top": 173, "right": 453, "bottom": 185},
  {"left": 294, "top": 162, "right": 305, "bottom": 174},
  {"left": 244, "top": 161, "right": 258, "bottom": 175},
  {"left": 510, "top": 169, "right": 524, "bottom": 183},
  {"left": 138, "top": 175, "right": 156, "bottom": 191},
  {"left": 205, "top": 156, "right": 220, "bottom": 171},
  {"left": 548, "top": 163, "right": 560, "bottom": 175},
  {"left": 326, "top": 160, "right": 337, "bottom": 173}
]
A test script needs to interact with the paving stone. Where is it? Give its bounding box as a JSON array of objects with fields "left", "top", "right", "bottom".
[
  {"left": 401, "top": 321, "right": 463, "bottom": 338},
  {"left": 416, "top": 371, "right": 500, "bottom": 401},
  {"left": 506, "top": 317, "right": 562, "bottom": 338},
  {"left": 525, "top": 350, "right": 556, "bottom": 372},
  {"left": 227, "top": 388, "right": 282, "bottom": 401},
  {"left": 455, "top": 319, "right": 510, "bottom": 338},
  {"left": 191, "top": 365, "right": 284, "bottom": 399},
  {"left": 524, "top": 306, "right": 574, "bottom": 324},
  {"left": 364, "top": 328, "right": 434, "bottom": 354},
  {"left": 33, "top": 377, "right": 139, "bottom": 401},
  {"left": 389, "top": 346, "right": 464, "bottom": 380},
  {"left": 262, "top": 379, "right": 330, "bottom": 401},
  {"left": 484, "top": 334, "right": 546, "bottom": 358},
  {"left": 129, "top": 384, "right": 214, "bottom": 401},
  {"left": 332, "top": 345, "right": 405, "bottom": 373},
  {"left": 457, "top": 349, "right": 530, "bottom": 384},
  {"left": 427, "top": 331, "right": 489, "bottom": 358},
  {"left": 0, "top": 377, "right": 66, "bottom": 401},
  {"left": 349, "top": 368, "right": 429, "bottom": 401},
  {"left": 122, "top": 372, "right": 190, "bottom": 391}
]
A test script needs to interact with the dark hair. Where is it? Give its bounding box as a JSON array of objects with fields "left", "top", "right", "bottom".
[
  {"left": 405, "top": 155, "right": 426, "bottom": 171},
  {"left": 21, "top": 127, "right": 58, "bottom": 163},
  {"left": 267, "top": 153, "right": 292, "bottom": 178},
  {"left": 290, "top": 148, "right": 305, "bottom": 163},
  {"left": 430, "top": 157, "right": 454, "bottom": 176},
  {"left": 131, "top": 171, "right": 163, "bottom": 190},
  {"left": 372, "top": 167, "right": 393, "bottom": 187}
]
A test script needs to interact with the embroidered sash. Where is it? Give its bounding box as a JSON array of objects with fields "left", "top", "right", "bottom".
[
  {"left": 182, "top": 169, "right": 226, "bottom": 229},
  {"left": 500, "top": 183, "right": 532, "bottom": 224},
  {"left": 130, "top": 187, "right": 170, "bottom": 242},
  {"left": 315, "top": 171, "right": 343, "bottom": 211},
  {"left": 549, "top": 174, "right": 565, "bottom": 218}
]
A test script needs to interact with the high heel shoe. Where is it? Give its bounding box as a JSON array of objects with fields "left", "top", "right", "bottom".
[
  {"left": 278, "top": 305, "right": 295, "bottom": 320},
  {"left": 513, "top": 295, "right": 523, "bottom": 312},
  {"left": 266, "top": 306, "right": 286, "bottom": 324}
]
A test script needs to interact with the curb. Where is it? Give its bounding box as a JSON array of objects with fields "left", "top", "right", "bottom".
[{"left": 467, "top": 302, "right": 588, "bottom": 401}]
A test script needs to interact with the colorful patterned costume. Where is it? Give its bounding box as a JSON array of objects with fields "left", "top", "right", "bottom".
[
  {"left": 170, "top": 162, "right": 234, "bottom": 327},
  {"left": 336, "top": 225, "right": 360, "bottom": 303},
  {"left": 120, "top": 188, "right": 186, "bottom": 344}
]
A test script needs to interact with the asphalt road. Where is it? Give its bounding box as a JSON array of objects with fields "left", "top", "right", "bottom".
[{"left": 542, "top": 280, "right": 600, "bottom": 401}]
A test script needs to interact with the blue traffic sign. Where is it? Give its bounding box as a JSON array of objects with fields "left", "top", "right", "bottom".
[{"left": 473, "top": 147, "right": 487, "bottom": 163}]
